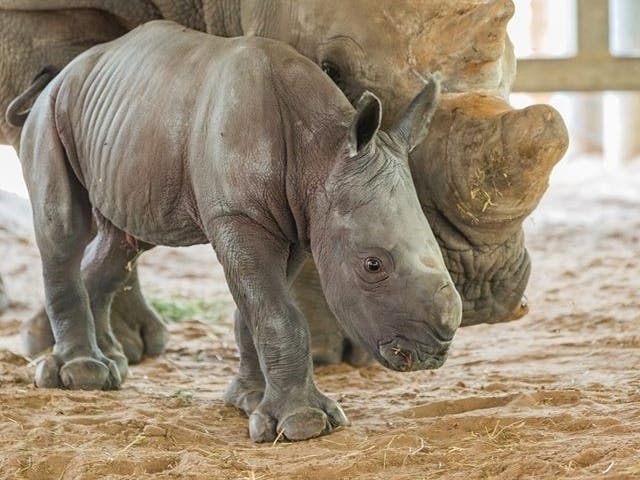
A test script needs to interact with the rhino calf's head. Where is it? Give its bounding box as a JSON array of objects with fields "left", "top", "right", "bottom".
[{"left": 311, "top": 77, "right": 462, "bottom": 372}]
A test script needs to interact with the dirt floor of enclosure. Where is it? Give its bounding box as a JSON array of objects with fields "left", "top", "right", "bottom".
[{"left": 0, "top": 160, "right": 639, "bottom": 480}]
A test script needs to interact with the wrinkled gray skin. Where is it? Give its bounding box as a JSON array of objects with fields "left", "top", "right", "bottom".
[
  {"left": 1, "top": 0, "right": 564, "bottom": 366},
  {"left": 20, "top": 21, "right": 461, "bottom": 442}
]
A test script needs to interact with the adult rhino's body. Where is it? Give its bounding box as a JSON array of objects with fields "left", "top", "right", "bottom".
[
  {"left": 21, "top": 21, "right": 460, "bottom": 442},
  {"left": 0, "top": 0, "right": 568, "bottom": 363}
]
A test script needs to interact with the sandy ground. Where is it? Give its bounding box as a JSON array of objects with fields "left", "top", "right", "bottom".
[{"left": 0, "top": 160, "right": 638, "bottom": 480}]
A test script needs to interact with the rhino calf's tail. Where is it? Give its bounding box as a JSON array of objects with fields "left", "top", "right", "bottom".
[{"left": 5, "top": 66, "right": 59, "bottom": 127}]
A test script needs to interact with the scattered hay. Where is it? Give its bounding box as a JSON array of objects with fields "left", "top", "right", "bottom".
[{"left": 469, "top": 420, "right": 526, "bottom": 450}]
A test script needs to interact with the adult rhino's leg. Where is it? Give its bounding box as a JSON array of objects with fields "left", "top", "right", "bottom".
[
  {"left": 293, "top": 259, "right": 371, "bottom": 367},
  {"left": 21, "top": 309, "right": 54, "bottom": 357},
  {"left": 21, "top": 250, "right": 168, "bottom": 364},
  {"left": 213, "top": 218, "right": 349, "bottom": 442},
  {"left": 0, "top": 275, "right": 8, "bottom": 313},
  {"left": 110, "top": 267, "right": 168, "bottom": 362}
]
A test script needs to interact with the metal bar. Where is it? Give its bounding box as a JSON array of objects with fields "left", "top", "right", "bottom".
[
  {"left": 576, "top": 0, "right": 610, "bottom": 58},
  {"left": 514, "top": 0, "right": 640, "bottom": 91},
  {"left": 513, "top": 57, "right": 640, "bottom": 91}
]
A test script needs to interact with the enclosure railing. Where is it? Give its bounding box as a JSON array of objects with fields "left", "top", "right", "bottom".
[{"left": 513, "top": 0, "right": 640, "bottom": 91}]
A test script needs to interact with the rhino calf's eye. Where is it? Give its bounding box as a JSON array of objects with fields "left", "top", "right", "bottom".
[{"left": 364, "top": 257, "right": 382, "bottom": 273}]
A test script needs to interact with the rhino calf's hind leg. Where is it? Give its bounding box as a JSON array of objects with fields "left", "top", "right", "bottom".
[
  {"left": 79, "top": 214, "right": 156, "bottom": 382},
  {"left": 29, "top": 190, "right": 121, "bottom": 390},
  {"left": 22, "top": 109, "right": 121, "bottom": 390}
]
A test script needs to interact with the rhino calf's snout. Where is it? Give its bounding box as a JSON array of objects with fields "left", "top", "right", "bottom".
[{"left": 375, "top": 280, "right": 461, "bottom": 372}]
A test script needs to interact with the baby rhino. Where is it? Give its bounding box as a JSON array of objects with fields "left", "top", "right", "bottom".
[{"left": 20, "top": 20, "right": 462, "bottom": 442}]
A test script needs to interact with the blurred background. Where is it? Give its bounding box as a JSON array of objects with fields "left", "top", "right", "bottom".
[
  {"left": 510, "top": 0, "right": 640, "bottom": 173},
  {"left": 1, "top": 0, "right": 639, "bottom": 198}
]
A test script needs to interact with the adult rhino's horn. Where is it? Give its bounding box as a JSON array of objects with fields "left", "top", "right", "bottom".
[
  {"left": 391, "top": 74, "right": 441, "bottom": 153},
  {"left": 414, "top": 94, "right": 569, "bottom": 244},
  {"left": 434, "top": 0, "right": 514, "bottom": 93},
  {"left": 462, "top": 0, "right": 514, "bottom": 63}
]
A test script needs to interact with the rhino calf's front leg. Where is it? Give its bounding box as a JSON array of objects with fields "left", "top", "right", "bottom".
[{"left": 214, "top": 217, "right": 349, "bottom": 442}]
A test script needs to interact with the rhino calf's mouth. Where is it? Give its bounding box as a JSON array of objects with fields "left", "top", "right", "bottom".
[{"left": 378, "top": 335, "right": 451, "bottom": 372}]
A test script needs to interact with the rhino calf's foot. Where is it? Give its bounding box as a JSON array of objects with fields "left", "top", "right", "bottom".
[
  {"left": 35, "top": 350, "right": 122, "bottom": 390},
  {"left": 250, "top": 386, "right": 350, "bottom": 443},
  {"left": 21, "top": 307, "right": 128, "bottom": 383}
]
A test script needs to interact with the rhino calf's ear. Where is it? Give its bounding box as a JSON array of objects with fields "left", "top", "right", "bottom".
[
  {"left": 392, "top": 74, "right": 441, "bottom": 152},
  {"left": 348, "top": 91, "right": 382, "bottom": 156}
]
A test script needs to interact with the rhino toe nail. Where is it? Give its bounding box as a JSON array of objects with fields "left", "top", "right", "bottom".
[
  {"left": 326, "top": 404, "right": 350, "bottom": 427},
  {"left": 278, "top": 407, "right": 330, "bottom": 441},
  {"left": 59, "top": 357, "right": 117, "bottom": 390},
  {"left": 249, "top": 411, "right": 277, "bottom": 443},
  {"left": 34, "top": 355, "right": 61, "bottom": 388}
]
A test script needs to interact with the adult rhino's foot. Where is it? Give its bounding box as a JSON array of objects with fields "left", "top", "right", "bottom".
[
  {"left": 312, "top": 332, "right": 373, "bottom": 368},
  {"left": 249, "top": 387, "right": 350, "bottom": 443},
  {"left": 312, "top": 336, "right": 373, "bottom": 368},
  {"left": 35, "top": 348, "right": 122, "bottom": 390},
  {"left": 223, "top": 376, "right": 265, "bottom": 416},
  {"left": 0, "top": 275, "right": 8, "bottom": 313},
  {"left": 21, "top": 308, "right": 55, "bottom": 357},
  {"left": 342, "top": 339, "right": 372, "bottom": 367},
  {"left": 110, "top": 290, "right": 168, "bottom": 364}
]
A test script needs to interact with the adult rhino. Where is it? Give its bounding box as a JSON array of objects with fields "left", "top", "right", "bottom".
[{"left": 0, "top": 0, "right": 568, "bottom": 364}]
